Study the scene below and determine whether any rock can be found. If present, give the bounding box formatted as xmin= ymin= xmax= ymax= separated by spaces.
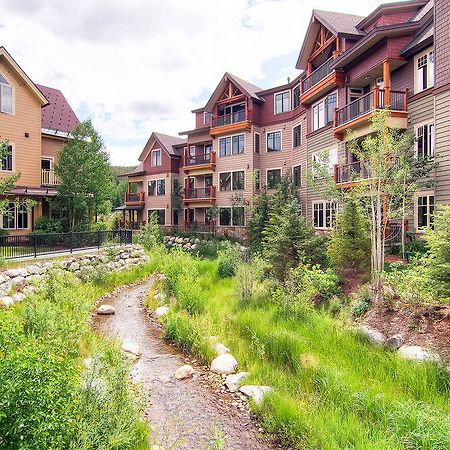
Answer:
xmin=153 ymin=306 xmax=169 ymax=318
xmin=121 ymin=340 xmax=142 ymax=358
xmin=5 ymin=269 xmax=21 ymax=278
xmin=174 ymin=364 xmax=195 ymax=380
xmin=26 ymin=265 xmax=39 ymax=275
xmin=386 ymin=334 xmax=404 ymax=350
xmin=239 ymin=385 xmax=273 ymax=405
xmin=210 ymin=353 xmax=238 ymax=375
xmin=359 ymin=326 xmax=386 ymax=346
xmin=225 ymin=372 xmax=249 ymax=393
xmin=12 ymin=292 xmax=25 ymax=303
xmin=70 ymin=261 xmax=80 ymax=271
xmin=10 ymin=276 xmax=27 ymax=290
xmin=213 ymin=342 xmax=230 ymax=355
xmin=0 ymin=296 xmax=14 ymax=307
xmin=97 ymin=304 xmax=116 ymax=315
xmin=398 ymin=345 xmax=441 ymax=363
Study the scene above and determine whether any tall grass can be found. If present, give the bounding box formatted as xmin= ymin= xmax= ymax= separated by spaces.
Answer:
xmin=152 ymin=247 xmax=450 ymax=449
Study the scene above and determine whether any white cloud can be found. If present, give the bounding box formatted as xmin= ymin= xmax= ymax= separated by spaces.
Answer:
xmin=0 ymin=0 xmax=385 ymax=165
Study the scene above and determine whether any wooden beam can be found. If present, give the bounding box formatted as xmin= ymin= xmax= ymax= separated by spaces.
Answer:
xmin=383 ymin=59 xmax=391 ymax=106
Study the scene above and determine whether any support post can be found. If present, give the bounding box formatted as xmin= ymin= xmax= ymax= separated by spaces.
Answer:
xmin=383 ymin=59 xmax=391 ymax=107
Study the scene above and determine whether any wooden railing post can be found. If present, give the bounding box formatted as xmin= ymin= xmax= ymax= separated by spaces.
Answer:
xmin=373 ymin=86 xmax=380 ymax=109
xmin=333 ymin=164 xmax=339 ymax=183
xmin=333 ymin=108 xmax=337 ymax=128
xmin=403 ymin=88 xmax=409 ymax=111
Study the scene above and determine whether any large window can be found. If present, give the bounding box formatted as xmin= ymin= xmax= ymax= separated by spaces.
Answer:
xmin=0 ymin=74 xmax=13 ymax=114
xmin=1 ymin=202 xmax=29 ymax=230
xmin=267 ymin=168 xmax=281 ymax=189
xmin=415 ymin=48 xmax=434 ymax=93
xmin=417 ymin=194 xmax=434 ymax=229
xmin=416 ymin=123 xmax=435 ymax=159
xmin=148 ymin=179 xmax=165 ymax=196
xmin=313 ymin=201 xmax=336 ymax=229
xmin=1 ymin=144 xmax=13 ymax=171
xmin=2 ymin=202 xmax=16 ymax=229
xmin=219 ymin=134 xmax=244 ymax=157
xmin=148 ymin=209 xmax=166 ymax=225
xmin=293 ymin=85 xmax=300 ymax=109
xmin=204 ymin=111 xmax=211 ymax=125
xmin=219 ymin=207 xmax=245 ymax=226
xmin=293 ymin=165 xmax=301 ymax=187
xmin=254 ymin=132 xmax=260 ymax=154
xmin=219 ymin=170 xmax=245 ymax=191
xmin=312 ymin=92 xmax=337 ymax=131
xmin=267 ymin=131 xmax=281 ymax=152
xmin=293 ymin=124 xmax=301 ymax=148
xmin=151 ymin=149 xmax=161 ymax=167
xmin=275 ymin=91 xmax=290 ymax=114
xmin=219 ymin=207 xmax=231 ymax=226
xmin=17 ymin=203 xmax=28 ymax=229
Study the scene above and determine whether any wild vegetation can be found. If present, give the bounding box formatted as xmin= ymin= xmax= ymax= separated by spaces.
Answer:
xmin=0 ymin=263 xmax=154 ymax=449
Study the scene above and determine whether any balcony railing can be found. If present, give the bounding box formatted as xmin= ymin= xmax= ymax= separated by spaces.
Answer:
xmin=41 ymin=169 xmax=60 ymax=186
xmin=212 ymin=110 xmax=246 ymax=128
xmin=334 ymin=88 xmax=407 ymax=128
xmin=184 ymin=151 xmax=216 ymax=167
xmin=302 ymin=57 xmax=334 ymax=93
xmin=334 ymin=160 xmax=371 ymax=184
xmin=184 ymin=186 xmax=216 ymax=200
xmin=184 ymin=220 xmax=216 ymax=233
xmin=124 ymin=192 xmax=145 ymax=203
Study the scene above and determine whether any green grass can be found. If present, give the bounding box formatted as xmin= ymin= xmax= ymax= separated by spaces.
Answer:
xmin=152 ymin=247 xmax=450 ymax=450
xmin=0 ymin=262 xmax=155 ymax=450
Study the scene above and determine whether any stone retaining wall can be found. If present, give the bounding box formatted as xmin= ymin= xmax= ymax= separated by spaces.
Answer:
xmin=0 ymin=244 xmax=149 ymax=308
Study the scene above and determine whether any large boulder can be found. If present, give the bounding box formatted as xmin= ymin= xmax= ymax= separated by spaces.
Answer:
xmin=0 ymin=296 xmax=14 ymax=308
xmin=10 ymin=276 xmax=27 ymax=291
xmin=153 ymin=306 xmax=169 ymax=318
xmin=386 ymin=334 xmax=404 ymax=351
xmin=121 ymin=340 xmax=142 ymax=359
xmin=4 ymin=269 xmax=20 ymax=278
xmin=225 ymin=372 xmax=249 ymax=393
xmin=97 ymin=304 xmax=116 ymax=315
xmin=174 ymin=364 xmax=195 ymax=380
xmin=358 ymin=326 xmax=386 ymax=346
xmin=239 ymin=385 xmax=273 ymax=405
xmin=398 ymin=345 xmax=441 ymax=363
xmin=210 ymin=353 xmax=238 ymax=375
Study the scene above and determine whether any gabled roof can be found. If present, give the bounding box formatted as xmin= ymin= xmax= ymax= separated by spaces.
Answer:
xmin=138 ymin=132 xmax=186 ymax=162
xmin=0 ymin=47 xmax=48 ymax=106
xmin=401 ymin=19 xmax=433 ymax=56
xmin=296 ymin=10 xmax=365 ymax=69
xmin=36 ymin=84 xmax=79 ymax=134
xmin=126 ymin=162 xmax=145 ymax=177
xmin=203 ymin=72 xmax=264 ymax=112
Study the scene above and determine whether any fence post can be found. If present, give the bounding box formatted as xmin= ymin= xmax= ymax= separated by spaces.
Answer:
xmin=70 ymin=231 xmax=73 ymax=254
xmin=119 ymin=229 xmax=123 ymax=245
xmin=34 ymin=234 xmax=37 ymax=258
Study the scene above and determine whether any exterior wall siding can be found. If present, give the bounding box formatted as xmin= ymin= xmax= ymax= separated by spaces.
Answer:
xmin=435 ymin=90 xmax=450 ymax=204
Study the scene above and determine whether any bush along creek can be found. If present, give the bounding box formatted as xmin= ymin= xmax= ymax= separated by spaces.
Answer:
xmin=145 ymin=243 xmax=450 ymax=450
xmin=0 ymin=244 xmax=153 ymax=450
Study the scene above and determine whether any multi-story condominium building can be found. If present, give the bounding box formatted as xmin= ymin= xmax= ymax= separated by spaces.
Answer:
xmin=124 ymin=0 xmax=447 ymax=236
xmin=0 ymin=46 xmax=79 ymax=234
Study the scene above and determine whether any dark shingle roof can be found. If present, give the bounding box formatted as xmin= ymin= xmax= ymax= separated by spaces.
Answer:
xmin=226 ymin=73 xmax=264 ymax=101
xmin=36 ymin=84 xmax=79 ymax=133
xmin=313 ymin=10 xmax=365 ymax=37
xmin=153 ymin=132 xmax=186 ymax=156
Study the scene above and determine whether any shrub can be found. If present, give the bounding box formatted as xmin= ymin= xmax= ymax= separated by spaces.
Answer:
xmin=217 ymin=242 xmax=240 ymax=278
xmin=351 ymin=284 xmax=372 ymax=317
xmin=327 ymin=198 xmax=371 ymax=273
xmin=33 ymin=216 xmax=66 ymax=233
xmin=137 ymin=212 xmax=162 ymax=250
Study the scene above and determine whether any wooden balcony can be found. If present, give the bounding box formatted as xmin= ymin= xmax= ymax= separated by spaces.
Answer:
xmin=183 ymin=186 xmax=216 ymax=203
xmin=183 ymin=151 xmax=216 ymax=174
xmin=41 ymin=169 xmax=60 ymax=186
xmin=333 ymin=88 xmax=408 ymax=140
xmin=209 ymin=110 xmax=251 ymax=136
xmin=183 ymin=220 xmax=216 ymax=234
xmin=300 ymin=58 xmax=345 ymax=105
xmin=124 ymin=191 xmax=145 ymax=206
xmin=333 ymin=160 xmax=371 ymax=189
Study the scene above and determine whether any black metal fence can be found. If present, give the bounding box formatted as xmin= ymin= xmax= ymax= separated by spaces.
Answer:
xmin=0 ymin=229 xmax=133 ymax=260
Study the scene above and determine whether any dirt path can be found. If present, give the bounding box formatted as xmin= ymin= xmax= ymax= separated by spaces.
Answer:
xmin=94 ymin=278 xmax=276 ymax=450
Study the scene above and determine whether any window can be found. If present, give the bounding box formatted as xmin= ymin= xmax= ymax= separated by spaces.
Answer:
xmin=148 ymin=179 xmax=165 ymax=196
xmin=416 ymin=123 xmax=435 ymax=159
xmin=312 ymin=92 xmax=337 ymax=131
xmin=204 ymin=111 xmax=211 ymax=125
xmin=293 ymin=85 xmax=300 ymax=109
xmin=313 ymin=201 xmax=336 ymax=229
xmin=254 ymin=132 xmax=260 ymax=154
xmin=151 ymin=149 xmax=161 ymax=167
xmin=156 ymin=179 xmax=166 ymax=195
xmin=220 ymin=170 xmax=244 ymax=191
xmin=267 ymin=168 xmax=281 ymax=189
xmin=0 ymin=74 xmax=13 ymax=114
xmin=232 ymin=207 xmax=245 ymax=226
xmin=293 ymin=124 xmax=301 ymax=148
xmin=1 ymin=144 xmax=13 ymax=171
xmin=293 ymin=165 xmax=301 ymax=187
xmin=415 ymin=49 xmax=434 ymax=93
xmin=275 ymin=91 xmax=290 ymax=114
xmin=204 ymin=143 xmax=212 ymax=157
xmin=417 ymin=194 xmax=434 ymax=229
xmin=17 ymin=203 xmax=28 ymax=229
xmin=312 ymin=147 xmax=338 ymax=178
xmin=148 ymin=209 xmax=165 ymax=225
xmin=2 ymin=202 xmax=15 ymax=229
xmin=267 ymin=131 xmax=281 ymax=152
xmin=219 ymin=207 xmax=231 ymax=226
xmin=219 ymin=134 xmax=244 ymax=157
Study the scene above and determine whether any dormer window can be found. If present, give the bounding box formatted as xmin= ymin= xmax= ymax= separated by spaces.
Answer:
xmin=0 ymin=74 xmax=13 ymax=114
xmin=204 ymin=111 xmax=211 ymax=125
xmin=151 ymin=149 xmax=162 ymax=167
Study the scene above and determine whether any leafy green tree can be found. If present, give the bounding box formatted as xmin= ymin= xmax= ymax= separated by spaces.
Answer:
xmin=54 ymin=120 xmax=113 ymax=230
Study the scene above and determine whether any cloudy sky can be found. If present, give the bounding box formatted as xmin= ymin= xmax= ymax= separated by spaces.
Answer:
xmin=0 ymin=0 xmax=387 ymax=166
